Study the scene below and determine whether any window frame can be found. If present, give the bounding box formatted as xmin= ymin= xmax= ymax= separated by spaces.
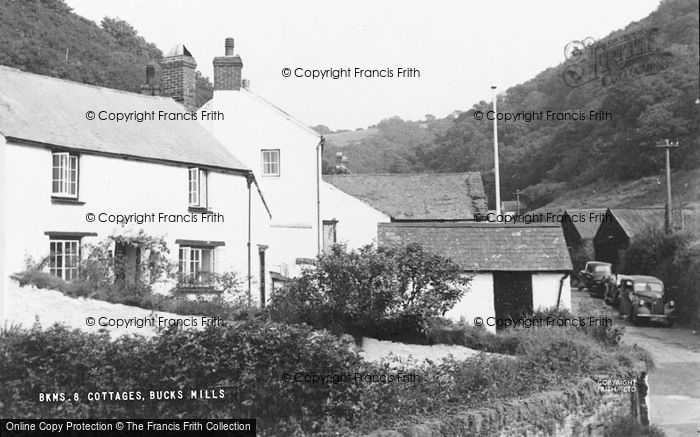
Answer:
xmin=188 ymin=167 xmax=208 ymax=208
xmin=261 ymin=149 xmax=280 ymax=177
xmin=322 ymin=219 xmax=338 ymax=254
xmin=52 ymin=152 xmax=79 ymax=199
xmin=48 ymin=238 xmax=81 ymax=281
xmin=178 ymin=246 xmax=216 ymax=288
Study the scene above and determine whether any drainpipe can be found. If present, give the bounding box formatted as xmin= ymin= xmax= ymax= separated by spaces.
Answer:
xmin=246 ymin=174 xmax=252 ymax=306
xmin=316 ymin=136 xmax=325 ymax=256
xmin=556 ymin=272 xmax=569 ymax=309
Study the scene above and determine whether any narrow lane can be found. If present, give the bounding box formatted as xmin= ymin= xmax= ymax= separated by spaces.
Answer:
xmin=573 ymin=290 xmax=700 ymax=436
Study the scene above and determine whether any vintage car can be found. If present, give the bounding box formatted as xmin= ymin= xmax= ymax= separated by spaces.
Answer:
xmin=578 ymin=261 xmax=615 ymax=298
xmin=615 ymin=275 xmax=676 ymax=325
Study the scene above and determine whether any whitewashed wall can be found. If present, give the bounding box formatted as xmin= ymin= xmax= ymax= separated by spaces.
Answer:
xmin=320 ymin=181 xmax=389 ymax=250
xmin=532 ymin=272 xmax=571 ymax=311
xmin=2 ymin=141 xmax=252 ymax=290
xmin=0 ymin=134 xmax=7 ymax=323
xmin=445 ymin=273 xmax=497 ymax=333
xmin=201 ymin=90 xmax=320 ymax=277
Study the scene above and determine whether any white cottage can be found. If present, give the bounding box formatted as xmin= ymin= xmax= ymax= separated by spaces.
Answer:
xmin=0 ymin=64 xmax=265 ymax=303
xmin=195 ymin=37 xmax=331 ymax=300
xmin=378 ymin=222 xmax=573 ymax=332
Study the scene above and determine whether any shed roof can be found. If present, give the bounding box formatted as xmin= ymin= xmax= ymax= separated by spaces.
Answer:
xmin=607 ymin=208 xmax=700 ymax=238
xmin=323 ymin=173 xmax=487 ymax=220
xmin=564 ymin=209 xmax=608 ymax=240
xmin=378 ymin=222 xmax=572 ymax=272
xmin=0 ymin=65 xmax=248 ymax=172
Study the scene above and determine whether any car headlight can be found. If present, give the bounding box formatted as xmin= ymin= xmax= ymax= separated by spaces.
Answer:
xmin=638 ymin=299 xmax=646 ymax=306
xmin=669 ymin=300 xmax=675 ymax=307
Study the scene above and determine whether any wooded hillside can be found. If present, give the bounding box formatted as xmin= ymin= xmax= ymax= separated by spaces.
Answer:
xmin=322 ymin=0 xmax=699 ymax=209
xmin=0 ymin=0 xmax=213 ymax=106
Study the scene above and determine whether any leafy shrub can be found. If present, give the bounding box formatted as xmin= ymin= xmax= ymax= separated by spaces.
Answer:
xmin=604 ymin=414 xmax=667 ymax=437
xmin=0 ymin=321 xmax=364 ymax=433
xmin=267 ymin=243 xmax=470 ymax=342
xmin=620 ymin=228 xmax=700 ymax=326
xmin=1 ymin=317 xmax=645 ymax=435
xmin=11 ymin=269 xmax=256 ymax=321
xmin=82 ymin=231 xmax=176 ymax=292
xmin=426 ymin=320 xmax=521 ymax=353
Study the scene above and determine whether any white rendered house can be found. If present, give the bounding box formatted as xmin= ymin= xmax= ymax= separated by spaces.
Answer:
xmin=0 ymin=64 xmax=267 ymax=311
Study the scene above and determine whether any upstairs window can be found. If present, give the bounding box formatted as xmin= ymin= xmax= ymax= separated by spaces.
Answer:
xmin=52 ymin=152 xmax=79 ymax=198
xmin=261 ymin=149 xmax=280 ymax=176
xmin=188 ymin=168 xmax=208 ymax=207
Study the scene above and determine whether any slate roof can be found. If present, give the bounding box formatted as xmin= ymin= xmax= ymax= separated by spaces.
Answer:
xmin=378 ymin=222 xmax=572 ymax=272
xmin=608 ymin=208 xmax=695 ymax=237
xmin=564 ymin=209 xmax=607 ymax=240
xmin=0 ymin=65 xmax=248 ymax=172
xmin=323 ymin=173 xmax=488 ymax=220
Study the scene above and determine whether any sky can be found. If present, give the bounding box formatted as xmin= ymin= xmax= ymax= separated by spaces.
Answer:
xmin=65 ymin=0 xmax=661 ymax=130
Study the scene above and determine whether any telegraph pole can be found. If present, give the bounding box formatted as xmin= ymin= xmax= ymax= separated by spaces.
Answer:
xmin=513 ymin=189 xmax=523 ymax=215
xmin=655 ymin=139 xmax=678 ymax=233
xmin=492 ymin=86 xmax=501 ymax=217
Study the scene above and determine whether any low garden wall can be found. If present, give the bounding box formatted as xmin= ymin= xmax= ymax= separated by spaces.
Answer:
xmin=365 ymin=377 xmax=634 ymax=437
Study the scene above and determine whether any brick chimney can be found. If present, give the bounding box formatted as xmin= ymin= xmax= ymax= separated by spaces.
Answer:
xmin=160 ymin=44 xmax=197 ymax=109
xmin=213 ymin=37 xmax=243 ymax=91
xmin=140 ymin=64 xmax=160 ymax=96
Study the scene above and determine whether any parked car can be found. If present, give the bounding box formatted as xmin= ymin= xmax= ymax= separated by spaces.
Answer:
xmin=578 ymin=261 xmax=614 ymax=298
xmin=615 ymin=275 xmax=676 ymax=325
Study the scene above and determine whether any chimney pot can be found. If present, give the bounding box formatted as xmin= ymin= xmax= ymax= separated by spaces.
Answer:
xmin=213 ymin=38 xmax=243 ymax=91
xmin=159 ymin=44 xmax=197 ymax=110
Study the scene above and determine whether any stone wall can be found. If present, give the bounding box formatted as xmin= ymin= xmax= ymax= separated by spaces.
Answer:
xmin=365 ymin=377 xmax=634 ymax=437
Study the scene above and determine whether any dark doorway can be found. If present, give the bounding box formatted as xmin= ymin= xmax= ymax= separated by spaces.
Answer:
xmin=493 ymin=272 xmax=533 ymax=328
xmin=114 ymin=242 xmax=141 ymax=285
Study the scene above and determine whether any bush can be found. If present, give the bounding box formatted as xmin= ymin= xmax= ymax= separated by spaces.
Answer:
xmin=0 ymin=321 xmax=364 ymax=433
xmin=1 ymin=317 xmax=645 ymax=435
xmin=11 ymin=269 xmax=257 ymax=321
xmin=425 ymin=308 xmax=626 ymax=354
xmin=620 ymin=228 xmax=700 ymax=326
xmin=267 ymin=243 xmax=470 ymax=342
xmin=426 ymin=320 xmax=521 ymax=353
xmin=604 ymin=414 xmax=667 ymax=437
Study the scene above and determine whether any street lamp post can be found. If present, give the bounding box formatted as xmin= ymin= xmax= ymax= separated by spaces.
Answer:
xmin=655 ymin=139 xmax=679 ymax=233
xmin=492 ymin=86 xmax=501 ymax=217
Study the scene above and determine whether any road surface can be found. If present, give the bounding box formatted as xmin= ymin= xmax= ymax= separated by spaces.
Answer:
xmin=573 ymin=289 xmax=700 ymax=436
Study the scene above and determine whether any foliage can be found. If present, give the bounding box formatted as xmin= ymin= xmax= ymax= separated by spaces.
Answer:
xmin=11 ymin=268 xmax=255 ymax=321
xmin=11 ymin=231 xmax=253 ymax=320
xmin=321 ymin=0 xmax=699 ymax=210
xmin=0 ymin=320 xmax=640 ymax=435
xmin=620 ymin=227 xmax=700 ymax=325
xmin=0 ymin=321 xmax=362 ymax=432
xmin=604 ymin=414 xmax=667 ymax=437
xmin=0 ymin=316 xmax=646 ymax=435
xmin=267 ymin=243 xmax=470 ymax=341
xmin=0 ymin=0 xmax=214 ymax=104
